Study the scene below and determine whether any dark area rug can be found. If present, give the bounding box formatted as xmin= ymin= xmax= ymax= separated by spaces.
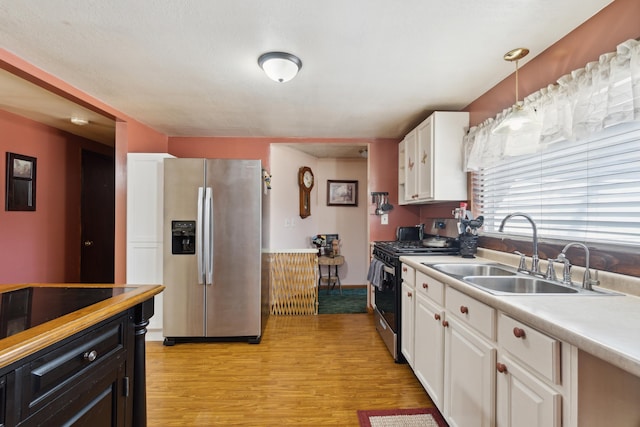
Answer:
xmin=357 ymin=407 xmax=448 ymax=427
xmin=318 ymin=287 xmax=367 ymax=314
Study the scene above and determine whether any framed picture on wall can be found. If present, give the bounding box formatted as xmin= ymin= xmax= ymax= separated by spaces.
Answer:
xmin=5 ymin=152 xmax=37 ymax=211
xmin=327 ymin=180 xmax=358 ymax=207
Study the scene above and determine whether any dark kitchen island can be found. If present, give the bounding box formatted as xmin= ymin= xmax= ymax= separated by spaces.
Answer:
xmin=0 ymin=283 xmax=163 ymax=426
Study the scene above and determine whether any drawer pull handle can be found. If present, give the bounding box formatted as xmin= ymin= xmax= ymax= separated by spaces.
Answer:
xmin=460 ymin=306 xmax=469 ymax=314
xmin=513 ymin=327 xmax=526 ymax=339
xmin=442 ymin=320 xmax=449 ymax=327
xmin=422 ymin=283 xmax=428 ymax=289
xmin=83 ymin=350 xmax=98 ymax=362
xmin=434 ymin=313 xmax=441 ymax=321
xmin=496 ymin=362 xmax=508 ymax=374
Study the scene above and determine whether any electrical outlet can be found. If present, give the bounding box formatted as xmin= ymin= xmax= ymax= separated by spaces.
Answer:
xmin=381 ymin=214 xmax=389 ymax=225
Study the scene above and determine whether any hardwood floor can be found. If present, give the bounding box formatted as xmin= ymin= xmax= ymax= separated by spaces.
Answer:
xmin=146 ymin=313 xmax=435 ymax=426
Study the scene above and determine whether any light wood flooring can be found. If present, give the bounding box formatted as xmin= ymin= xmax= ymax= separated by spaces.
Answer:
xmin=146 ymin=313 xmax=435 ymax=426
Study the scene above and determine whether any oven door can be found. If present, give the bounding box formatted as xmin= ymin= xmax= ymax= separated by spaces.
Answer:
xmin=373 ymin=259 xmax=403 ymax=361
xmin=374 ymin=264 xmax=397 ymax=332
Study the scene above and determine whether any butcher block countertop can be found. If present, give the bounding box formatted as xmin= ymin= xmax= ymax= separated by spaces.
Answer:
xmin=0 ymin=283 xmax=164 ymax=369
xmin=400 ymin=249 xmax=640 ymax=378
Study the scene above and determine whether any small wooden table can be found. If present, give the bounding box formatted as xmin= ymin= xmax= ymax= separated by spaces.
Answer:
xmin=318 ymin=255 xmax=344 ymax=294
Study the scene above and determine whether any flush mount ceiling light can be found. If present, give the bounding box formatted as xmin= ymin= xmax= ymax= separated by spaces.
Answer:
xmin=70 ymin=116 xmax=89 ymax=126
xmin=492 ymin=47 xmax=541 ymax=135
xmin=258 ymin=52 xmax=302 ymax=83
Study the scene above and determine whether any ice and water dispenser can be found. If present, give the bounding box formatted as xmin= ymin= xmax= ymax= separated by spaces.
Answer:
xmin=171 ymin=221 xmax=196 ymax=255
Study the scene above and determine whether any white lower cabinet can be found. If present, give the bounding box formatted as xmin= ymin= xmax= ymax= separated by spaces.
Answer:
xmin=401 ymin=264 xmax=416 ymax=367
xmin=444 ymin=315 xmax=496 ymax=427
xmin=414 ymin=293 xmax=445 ymax=410
xmin=408 ymin=268 xmax=575 ymax=427
xmin=496 ymin=313 xmax=565 ymax=427
xmin=401 ymin=281 xmax=415 ymax=367
xmin=496 ymin=354 xmax=561 ymax=427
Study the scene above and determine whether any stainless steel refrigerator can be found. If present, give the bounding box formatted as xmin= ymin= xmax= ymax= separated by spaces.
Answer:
xmin=162 ymin=158 xmax=270 ymax=345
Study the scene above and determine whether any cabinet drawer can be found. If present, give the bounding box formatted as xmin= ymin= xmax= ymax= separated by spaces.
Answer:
xmin=401 ymin=264 xmax=415 ymax=287
xmin=19 ymin=314 xmax=128 ymax=417
xmin=445 ymin=287 xmax=495 ymax=340
xmin=498 ymin=313 xmax=561 ymax=384
xmin=416 ymin=270 xmax=444 ymax=306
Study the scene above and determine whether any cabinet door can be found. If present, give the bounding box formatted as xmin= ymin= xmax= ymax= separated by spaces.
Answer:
xmin=496 ymin=354 xmax=561 ymax=427
xmin=416 ymin=116 xmax=433 ymax=200
xmin=400 ymin=281 xmax=415 ymax=367
xmin=445 ymin=317 xmax=496 ymax=427
xmin=414 ymin=294 xmax=445 ymax=411
xmin=404 ymin=130 xmax=418 ymax=202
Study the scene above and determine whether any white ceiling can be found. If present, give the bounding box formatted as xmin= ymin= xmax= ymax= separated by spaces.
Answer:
xmin=0 ymin=0 xmax=613 ymax=149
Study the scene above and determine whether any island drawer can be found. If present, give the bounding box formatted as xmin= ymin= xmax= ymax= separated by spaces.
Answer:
xmin=17 ymin=313 xmax=129 ymax=418
xmin=498 ymin=313 xmax=561 ymax=384
xmin=445 ymin=287 xmax=496 ymax=340
xmin=416 ymin=270 xmax=444 ymax=306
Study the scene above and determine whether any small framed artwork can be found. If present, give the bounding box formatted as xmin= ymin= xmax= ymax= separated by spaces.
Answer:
xmin=327 ymin=180 xmax=358 ymax=207
xmin=5 ymin=152 xmax=37 ymax=211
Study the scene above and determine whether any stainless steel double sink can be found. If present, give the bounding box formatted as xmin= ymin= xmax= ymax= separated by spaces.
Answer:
xmin=424 ymin=263 xmax=620 ymax=296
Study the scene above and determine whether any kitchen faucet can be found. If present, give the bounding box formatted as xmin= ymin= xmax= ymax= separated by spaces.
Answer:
xmin=498 ymin=212 xmax=540 ymax=275
xmin=557 ymin=242 xmax=599 ymax=291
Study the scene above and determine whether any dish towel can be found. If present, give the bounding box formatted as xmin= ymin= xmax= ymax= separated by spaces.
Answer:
xmin=367 ymin=259 xmax=385 ymax=290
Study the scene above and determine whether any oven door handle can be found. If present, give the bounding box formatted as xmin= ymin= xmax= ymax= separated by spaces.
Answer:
xmin=383 ymin=265 xmax=395 ymax=275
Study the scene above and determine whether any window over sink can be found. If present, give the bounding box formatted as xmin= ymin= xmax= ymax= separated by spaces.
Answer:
xmin=473 ymin=121 xmax=640 ymax=247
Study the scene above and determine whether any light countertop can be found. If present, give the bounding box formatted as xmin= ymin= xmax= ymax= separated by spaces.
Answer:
xmin=399 ymin=251 xmax=640 ymax=378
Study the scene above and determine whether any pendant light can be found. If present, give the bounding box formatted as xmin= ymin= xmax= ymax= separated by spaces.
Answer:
xmin=258 ymin=52 xmax=302 ymax=83
xmin=492 ymin=48 xmax=540 ymax=134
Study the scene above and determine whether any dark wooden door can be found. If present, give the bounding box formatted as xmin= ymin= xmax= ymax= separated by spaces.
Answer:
xmin=80 ymin=150 xmax=115 ymax=283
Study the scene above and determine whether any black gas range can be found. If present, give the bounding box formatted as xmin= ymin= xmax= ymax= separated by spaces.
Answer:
xmin=372 ymin=234 xmax=459 ymax=363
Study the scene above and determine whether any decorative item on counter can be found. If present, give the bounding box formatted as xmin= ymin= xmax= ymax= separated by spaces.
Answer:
xmin=459 ymin=215 xmax=483 ymax=258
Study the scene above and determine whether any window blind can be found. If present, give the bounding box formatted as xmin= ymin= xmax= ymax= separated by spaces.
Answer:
xmin=473 ymin=122 xmax=640 ymax=246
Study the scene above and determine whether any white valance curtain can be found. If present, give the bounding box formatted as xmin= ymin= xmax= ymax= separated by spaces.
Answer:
xmin=464 ymin=38 xmax=640 ymax=171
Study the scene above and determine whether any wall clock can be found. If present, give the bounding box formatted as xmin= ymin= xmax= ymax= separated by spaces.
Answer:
xmin=298 ymin=166 xmax=314 ymax=218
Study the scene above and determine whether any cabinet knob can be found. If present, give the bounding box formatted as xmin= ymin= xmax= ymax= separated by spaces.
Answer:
xmin=402 ymin=267 xmax=407 ymax=272
xmin=83 ymin=240 xmax=94 ymax=247
xmin=434 ymin=313 xmax=441 ymax=321
xmin=513 ymin=327 xmax=526 ymax=339
xmin=83 ymin=350 xmax=98 ymax=362
xmin=422 ymin=283 xmax=428 ymax=289
xmin=442 ymin=320 xmax=449 ymax=327
xmin=496 ymin=362 xmax=508 ymax=374
xmin=407 ymin=291 xmax=413 ymax=298
xmin=460 ymin=305 xmax=469 ymax=314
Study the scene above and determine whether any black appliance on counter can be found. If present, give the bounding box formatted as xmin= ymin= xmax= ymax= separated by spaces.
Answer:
xmin=372 ymin=220 xmax=460 ymax=363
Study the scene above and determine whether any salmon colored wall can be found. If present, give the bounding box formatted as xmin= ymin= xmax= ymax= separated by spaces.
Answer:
xmin=465 ymin=0 xmax=640 ymax=126
xmin=368 ymin=140 xmax=421 ymax=241
xmin=2 ymin=50 xmax=171 ymax=284
xmin=1 ymin=0 xmax=636 ymax=283
xmin=168 ymin=137 xmax=271 ymax=167
xmin=0 ymin=110 xmax=111 ymax=284
xmin=168 ymin=136 xmax=421 ymax=242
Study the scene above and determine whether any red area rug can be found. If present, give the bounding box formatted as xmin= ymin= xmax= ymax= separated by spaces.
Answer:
xmin=357 ymin=407 xmax=448 ymax=427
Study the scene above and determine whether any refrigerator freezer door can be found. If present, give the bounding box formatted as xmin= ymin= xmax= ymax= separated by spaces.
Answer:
xmin=163 ymin=158 xmax=207 ymax=337
xmin=204 ymin=159 xmax=262 ymax=337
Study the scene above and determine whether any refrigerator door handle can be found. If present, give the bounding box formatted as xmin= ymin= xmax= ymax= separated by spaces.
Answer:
xmin=196 ymin=187 xmax=204 ymax=284
xmin=205 ymin=187 xmax=214 ymax=285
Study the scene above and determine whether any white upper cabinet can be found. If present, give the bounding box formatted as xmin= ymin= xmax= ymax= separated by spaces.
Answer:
xmin=400 ymin=111 xmax=469 ymax=204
